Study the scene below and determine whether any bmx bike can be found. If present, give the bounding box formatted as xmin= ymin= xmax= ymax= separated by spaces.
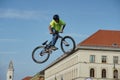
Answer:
xmin=32 ymin=33 xmax=76 ymax=63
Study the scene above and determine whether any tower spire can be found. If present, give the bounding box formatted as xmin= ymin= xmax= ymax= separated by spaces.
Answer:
xmin=7 ymin=60 xmax=14 ymax=80
xmin=8 ymin=60 xmax=14 ymax=70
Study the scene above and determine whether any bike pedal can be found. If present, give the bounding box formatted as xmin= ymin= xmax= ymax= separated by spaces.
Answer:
xmin=53 ymin=48 xmax=58 ymax=51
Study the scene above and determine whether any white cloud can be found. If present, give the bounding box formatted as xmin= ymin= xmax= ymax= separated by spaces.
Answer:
xmin=0 ymin=38 xmax=22 ymax=42
xmin=0 ymin=9 xmax=48 ymax=20
xmin=0 ymin=51 xmax=17 ymax=54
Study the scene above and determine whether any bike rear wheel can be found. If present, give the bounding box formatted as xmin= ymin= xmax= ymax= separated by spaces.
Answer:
xmin=61 ymin=36 xmax=76 ymax=53
xmin=32 ymin=46 xmax=50 ymax=63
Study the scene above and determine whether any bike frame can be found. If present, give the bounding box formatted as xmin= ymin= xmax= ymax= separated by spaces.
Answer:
xmin=32 ymin=33 xmax=76 ymax=63
xmin=44 ymin=34 xmax=67 ymax=50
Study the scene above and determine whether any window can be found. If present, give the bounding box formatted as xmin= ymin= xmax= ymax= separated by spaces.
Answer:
xmin=90 ymin=55 xmax=95 ymax=63
xmin=9 ymin=75 xmax=11 ymax=79
xmin=102 ymin=69 xmax=106 ymax=78
xmin=90 ymin=68 xmax=94 ymax=77
xmin=102 ymin=56 xmax=107 ymax=63
xmin=113 ymin=70 xmax=118 ymax=79
xmin=113 ymin=56 xmax=118 ymax=64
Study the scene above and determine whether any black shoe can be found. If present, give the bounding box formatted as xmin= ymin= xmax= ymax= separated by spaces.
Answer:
xmin=50 ymin=46 xmax=58 ymax=51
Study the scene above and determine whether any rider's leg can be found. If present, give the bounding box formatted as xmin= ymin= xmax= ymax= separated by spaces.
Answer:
xmin=51 ymin=33 xmax=58 ymax=46
xmin=50 ymin=29 xmax=59 ymax=50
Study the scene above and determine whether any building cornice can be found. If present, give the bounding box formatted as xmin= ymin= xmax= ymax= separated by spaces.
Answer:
xmin=77 ymin=46 xmax=120 ymax=52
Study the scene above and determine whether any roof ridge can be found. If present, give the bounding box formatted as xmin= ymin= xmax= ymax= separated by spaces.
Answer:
xmin=78 ymin=30 xmax=99 ymax=46
xmin=99 ymin=29 xmax=120 ymax=32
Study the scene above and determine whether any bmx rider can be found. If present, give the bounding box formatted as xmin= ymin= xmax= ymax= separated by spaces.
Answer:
xmin=48 ymin=14 xmax=66 ymax=50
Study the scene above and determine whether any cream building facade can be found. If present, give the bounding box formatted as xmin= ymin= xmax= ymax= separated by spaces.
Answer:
xmin=41 ymin=30 xmax=120 ymax=80
xmin=44 ymin=47 xmax=120 ymax=80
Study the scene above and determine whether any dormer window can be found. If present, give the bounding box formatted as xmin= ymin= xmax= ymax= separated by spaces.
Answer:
xmin=112 ymin=43 xmax=118 ymax=47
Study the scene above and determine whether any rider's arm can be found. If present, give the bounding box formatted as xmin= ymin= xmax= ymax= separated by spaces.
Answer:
xmin=49 ymin=25 xmax=53 ymax=34
xmin=60 ymin=20 xmax=66 ymax=33
xmin=62 ymin=24 xmax=66 ymax=32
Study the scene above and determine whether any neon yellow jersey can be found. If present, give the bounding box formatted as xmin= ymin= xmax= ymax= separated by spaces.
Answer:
xmin=50 ymin=19 xmax=66 ymax=32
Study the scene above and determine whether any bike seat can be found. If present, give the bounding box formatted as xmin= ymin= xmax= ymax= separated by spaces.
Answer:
xmin=42 ymin=40 xmax=48 ymax=45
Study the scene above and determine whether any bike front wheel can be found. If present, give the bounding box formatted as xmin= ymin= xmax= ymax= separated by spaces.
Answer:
xmin=32 ymin=46 xmax=50 ymax=63
xmin=61 ymin=36 xmax=76 ymax=53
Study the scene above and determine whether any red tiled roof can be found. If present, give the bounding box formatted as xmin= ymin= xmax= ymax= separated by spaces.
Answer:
xmin=22 ymin=76 xmax=32 ymax=80
xmin=78 ymin=30 xmax=120 ymax=48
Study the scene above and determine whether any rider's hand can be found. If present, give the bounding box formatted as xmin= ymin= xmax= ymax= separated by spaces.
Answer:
xmin=59 ymin=30 xmax=63 ymax=33
xmin=50 ymin=32 xmax=53 ymax=34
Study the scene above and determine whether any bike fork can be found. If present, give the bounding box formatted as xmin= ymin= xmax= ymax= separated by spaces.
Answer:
xmin=62 ymin=40 xmax=69 ymax=46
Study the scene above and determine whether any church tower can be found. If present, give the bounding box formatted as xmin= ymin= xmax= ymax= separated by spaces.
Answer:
xmin=7 ymin=60 xmax=14 ymax=80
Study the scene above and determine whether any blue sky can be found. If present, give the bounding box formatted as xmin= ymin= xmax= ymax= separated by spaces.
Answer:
xmin=0 ymin=0 xmax=120 ymax=80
